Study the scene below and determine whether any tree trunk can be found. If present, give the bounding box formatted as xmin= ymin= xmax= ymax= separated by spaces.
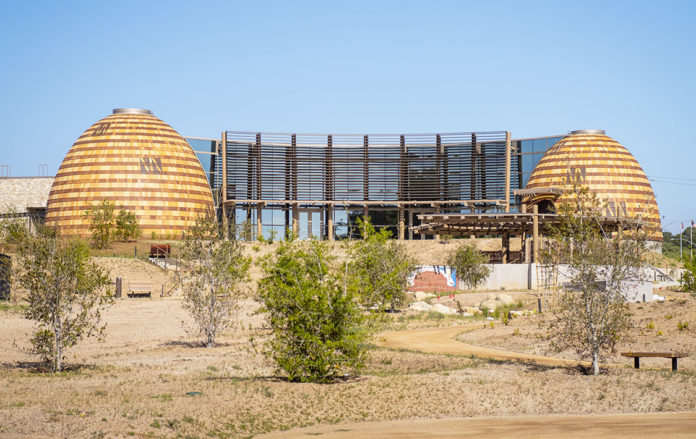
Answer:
xmin=207 ymin=286 xmax=215 ymax=348
xmin=592 ymin=349 xmax=599 ymax=376
xmin=54 ymin=325 xmax=62 ymax=372
xmin=53 ymin=304 xmax=62 ymax=373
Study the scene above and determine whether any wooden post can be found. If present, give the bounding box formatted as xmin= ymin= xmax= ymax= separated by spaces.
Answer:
xmin=363 ymin=135 xmax=369 ymax=205
xmin=292 ymin=202 xmax=299 ymax=237
xmin=408 ymin=211 xmax=414 ymax=240
xmin=502 ymin=232 xmax=509 ymax=264
xmin=291 ymin=134 xmax=298 ymax=237
xmin=257 ymin=205 xmax=263 ymax=239
xmin=532 ymin=204 xmax=539 ymax=263
xmin=398 ymin=206 xmax=405 ymax=240
xmin=115 ymin=277 xmax=122 ymax=298
xmin=524 ymin=236 xmax=531 ymax=264
xmin=326 ymin=135 xmax=334 ymax=241
xmin=399 ymin=135 xmax=407 ymax=239
xmin=470 ymin=133 xmax=477 ymax=200
xmin=256 ymin=133 xmax=262 ymax=240
xmin=505 ymin=131 xmax=511 ymax=213
xmin=327 ymin=206 xmax=334 ymax=241
xmin=221 ymin=132 xmax=228 ymax=237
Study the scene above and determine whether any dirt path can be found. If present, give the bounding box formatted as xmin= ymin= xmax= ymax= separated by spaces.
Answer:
xmin=375 ymin=325 xmax=584 ymax=368
xmin=257 ymin=411 xmax=696 ymax=438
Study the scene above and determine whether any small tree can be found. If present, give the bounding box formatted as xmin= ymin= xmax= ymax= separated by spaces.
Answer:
xmin=545 ymin=184 xmax=646 ymax=375
xmin=680 ymin=256 xmax=696 ymax=294
xmin=11 ymin=225 xmax=111 ymax=372
xmin=258 ymin=239 xmax=366 ymax=383
xmin=84 ymin=199 xmax=116 ymax=249
xmin=350 ymin=217 xmax=416 ymax=312
xmin=115 ymin=209 xmax=140 ymax=241
xmin=180 ymin=214 xmax=250 ymax=347
xmin=446 ymin=243 xmax=491 ymax=291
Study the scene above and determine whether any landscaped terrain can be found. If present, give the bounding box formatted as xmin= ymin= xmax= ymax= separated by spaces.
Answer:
xmin=0 ymin=247 xmax=694 ymax=438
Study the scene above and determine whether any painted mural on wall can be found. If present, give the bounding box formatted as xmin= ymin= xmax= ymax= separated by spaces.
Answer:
xmin=407 ymin=265 xmax=457 ymax=292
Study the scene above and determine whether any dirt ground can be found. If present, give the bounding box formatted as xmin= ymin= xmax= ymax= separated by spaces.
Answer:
xmin=0 ymin=255 xmax=695 ymax=438
xmin=258 ymin=412 xmax=696 ymax=438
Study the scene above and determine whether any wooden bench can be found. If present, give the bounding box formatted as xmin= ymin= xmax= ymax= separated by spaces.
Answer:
xmin=128 ymin=281 xmax=153 ymax=298
xmin=621 ymin=352 xmax=688 ymax=371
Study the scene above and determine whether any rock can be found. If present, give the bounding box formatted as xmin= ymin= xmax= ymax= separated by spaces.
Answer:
xmin=484 ymin=293 xmax=498 ymax=301
xmin=409 ymin=301 xmax=432 ymax=312
xmin=463 ymin=306 xmax=482 ymax=315
xmin=414 ymin=291 xmax=435 ymax=301
xmin=431 ymin=303 xmax=457 ymax=315
xmin=509 ymin=310 xmax=534 ymax=318
xmin=480 ymin=300 xmax=501 ymax=311
xmin=497 ymin=294 xmax=515 ymax=306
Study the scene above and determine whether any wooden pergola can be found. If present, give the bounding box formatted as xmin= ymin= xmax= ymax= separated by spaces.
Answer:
xmin=413 ymin=210 xmax=636 ymax=264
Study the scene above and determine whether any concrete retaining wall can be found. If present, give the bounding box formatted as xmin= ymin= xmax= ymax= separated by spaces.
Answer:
xmin=468 ymin=263 xmax=655 ymax=302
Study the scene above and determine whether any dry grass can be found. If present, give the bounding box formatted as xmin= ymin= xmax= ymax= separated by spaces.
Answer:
xmin=456 ymin=292 xmax=696 ymax=370
xmin=0 ymin=256 xmax=694 ymax=438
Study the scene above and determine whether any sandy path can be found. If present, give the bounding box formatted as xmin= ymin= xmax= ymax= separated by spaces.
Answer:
xmin=375 ymin=325 xmax=584 ymax=368
xmin=258 ymin=411 xmax=696 ymax=438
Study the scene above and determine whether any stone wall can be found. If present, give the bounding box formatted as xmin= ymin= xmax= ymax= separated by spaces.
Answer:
xmin=0 ymin=177 xmax=54 ymax=213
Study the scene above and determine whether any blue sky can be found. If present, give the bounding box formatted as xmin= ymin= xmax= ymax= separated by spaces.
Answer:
xmin=1 ymin=1 xmax=694 ymax=233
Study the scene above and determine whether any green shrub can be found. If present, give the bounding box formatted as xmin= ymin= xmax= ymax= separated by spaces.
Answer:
xmin=350 ymin=217 xmax=415 ymax=313
xmin=258 ymin=239 xmax=366 ymax=383
xmin=446 ymin=244 xmax=490 ymax=291
xmin=115 ymin=209 xmax=140 ymax=241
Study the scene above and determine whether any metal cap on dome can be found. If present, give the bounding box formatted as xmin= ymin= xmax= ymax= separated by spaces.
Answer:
xmin=570 ymin=129 xmax=605 ymax=135
xmin=113 ymin=108 xmax=152 ymax=115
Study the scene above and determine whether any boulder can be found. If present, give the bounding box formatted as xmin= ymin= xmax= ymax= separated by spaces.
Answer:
xmin=431 ymin=303 xmax=457 ymax=315
xmin=480 ymin=300 xmax=500 ymax=311
xmin=414 ymin=291 xmax=435 ymax=301
xmin=484 ymin=293 xmax=498 ymax=301
xmin=409 ymin=301 xmax=432 ymax=312
xmin=497 ymin=294 xmax=515 ymax=306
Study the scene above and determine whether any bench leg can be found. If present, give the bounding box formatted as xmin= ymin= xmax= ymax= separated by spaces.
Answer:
xmin=672 ymin=358 xmax=677 ymax=372
xmin=634 ymin=357 xmax=640 ymax=369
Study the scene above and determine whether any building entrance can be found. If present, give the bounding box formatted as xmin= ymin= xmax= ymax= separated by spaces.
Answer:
xmin=298 ymin=209 xmax=324 ymax=240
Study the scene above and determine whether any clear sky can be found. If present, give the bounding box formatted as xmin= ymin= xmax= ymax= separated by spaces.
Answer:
xmin=1 ymin=1 xmax=694 ymax=232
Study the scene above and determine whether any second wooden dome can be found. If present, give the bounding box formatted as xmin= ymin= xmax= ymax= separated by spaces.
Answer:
xmin=524 ymin=130 xmax=662 ymax=241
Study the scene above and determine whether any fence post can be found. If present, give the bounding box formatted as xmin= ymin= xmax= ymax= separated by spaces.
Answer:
xmin=115 ymin=277 xmax=122 ymax=298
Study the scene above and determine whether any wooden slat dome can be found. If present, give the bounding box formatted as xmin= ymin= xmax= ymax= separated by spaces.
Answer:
xmin=523 ymin=130 xmax=662 ymax=241
xmin=45 ymin=109 xmax=214 ymax=238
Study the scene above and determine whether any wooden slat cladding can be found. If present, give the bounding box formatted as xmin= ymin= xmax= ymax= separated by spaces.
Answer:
xmin=45 ymin=112 xmax=214 ymax=237
xmin=524 ymin=133 xmax=662 ymax=241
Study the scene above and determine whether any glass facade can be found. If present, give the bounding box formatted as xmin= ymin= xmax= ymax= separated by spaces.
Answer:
xmin=185 ymin=132 xmax=568 ymax=240
xmin=514 ymin=136 xmax=564 ymax=189
xmin=185 ymin=137 xmax=218 ymax=188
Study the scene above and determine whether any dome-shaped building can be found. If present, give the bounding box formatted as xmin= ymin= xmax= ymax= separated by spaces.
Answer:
xmin=45 ymin=109 xmax=214 ymax=237
xmin=523 ymin=130 xmax=662 ymax=242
